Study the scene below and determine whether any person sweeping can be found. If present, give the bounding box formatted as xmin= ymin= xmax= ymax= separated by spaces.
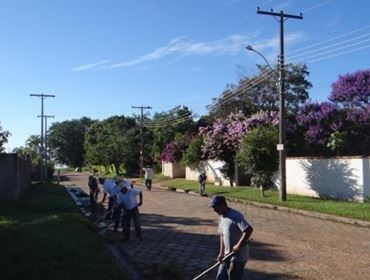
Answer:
xmin=210 ymin=195 xmax=253 ymax=280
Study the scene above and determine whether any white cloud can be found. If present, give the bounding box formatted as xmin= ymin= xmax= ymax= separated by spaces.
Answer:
xmin=246 ymin=32 xmax=304 ymax=65
xmin=72 ymin=60 xmax=110 ymax=71
xmin=72 ymin=32 xmax=302 ymax=71
xmin=107 ymin=34 xmax=252 ymax=69
xmin=303 ymin=0 xmax=335 ymax=13
xmin=189 ymin=66 xmax=201 ymax=72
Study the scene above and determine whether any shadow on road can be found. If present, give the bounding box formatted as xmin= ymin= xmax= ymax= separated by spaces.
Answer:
xmin=244 ymin=269 xmax=299 ymax=279
xmin=119 ymin=212 xmax=295 ymax=280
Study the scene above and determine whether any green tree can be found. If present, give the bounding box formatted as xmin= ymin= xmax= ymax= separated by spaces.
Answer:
xmin=13 ymin=135 xmax=40 ymax=162
xmin=13 ymin=135 xmax=54 ymax=180
xmin=327 ymin=131 xmax=347 ymax=156
xmin=236 ymin=127 xmax=278 ymax=197
xmin=84 ymin=116 xmax=140 ymax=175
xmin=48 ymin=117 xmax=96 ymax=167
xmin=208 ymin=63 xmax=312 ymax=118
xmin=182 ymin=136 xmax=204 ymax=168
xmin=150 ymin=106 xmax=195 ymax=161
xmin=0 ymin=123 xmax=10 ymax=154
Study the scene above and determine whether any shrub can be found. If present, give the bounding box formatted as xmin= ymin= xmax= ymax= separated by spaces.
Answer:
xmin=237 ymin=127 xmax=278 ymax=196
xmin=182 ymin=136 xmax=203 ymax=168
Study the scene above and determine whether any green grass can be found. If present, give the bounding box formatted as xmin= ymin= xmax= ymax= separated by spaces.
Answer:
xmin=142 ymin=176 xmax=370 ymax=221
xmin=0 ymin=183 xmax=130 ymax=280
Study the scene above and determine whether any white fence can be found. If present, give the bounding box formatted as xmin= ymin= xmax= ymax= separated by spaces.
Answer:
xmin=185 ymin=160 xmax=234 ymax=186
xmin=162 ymin=157 xmax=370 ymax=201
xmin=161 ymin=162 xmax=185 ymax=178
xmin=280 ymin=157 xmax=370 ymax=202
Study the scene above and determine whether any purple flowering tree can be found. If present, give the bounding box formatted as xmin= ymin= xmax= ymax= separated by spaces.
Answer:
xmin=160 ymin=143 xmax=182 ymax=163
xmin=159 ymin=133 xmax=191 ymax=163
xmin=330 ymin=69 xmax=370 ymax=108
xmin=296 ymin=69 xmax=370 ymax=155
xmin=297 ymin=102 xmax=341 ymax=146
xmin=199 ymin=111 xmax=278 ymax=185
xmin=330 ymin=69 xmax=370 ymax=154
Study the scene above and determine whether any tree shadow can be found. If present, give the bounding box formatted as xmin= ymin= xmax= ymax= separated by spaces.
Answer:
xmin=363 ymin=158 xmax=370 ymax=199
xmin=299 ymin=159 xmax=362 ymax=200
xmin=119 ymin=212 xmax=294 ymax=280
xmin=243 ymin=269 xmax=299 ymax=279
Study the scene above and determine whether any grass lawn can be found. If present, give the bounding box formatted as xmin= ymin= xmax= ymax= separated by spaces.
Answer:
xmin=137 ymin=176 xmax=370 ymax=221
xmin=0 ymin=183 xmax=129 ymax=280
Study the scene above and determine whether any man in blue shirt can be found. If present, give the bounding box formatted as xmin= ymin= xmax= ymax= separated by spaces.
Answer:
xmin=210 ymin=195 xmax=253 ymax=280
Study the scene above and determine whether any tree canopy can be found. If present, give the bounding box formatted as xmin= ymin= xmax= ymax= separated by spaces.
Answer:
xmin=149 ymin=106 xmax=195 ymax=161
xmin=0 ymin=122 xmax=10 ymax=154
xmin=84 ymin=115 xmax=140 ymax=175
xmin=199 ymin=111 xmax=278 ymax=185
xmin=208 ymin=63 xmax=312 ymax=119
xmin=296 ymin=69 xmax=370 ymax=156
xmin=48 ymin=117 xmax=96 ymax=167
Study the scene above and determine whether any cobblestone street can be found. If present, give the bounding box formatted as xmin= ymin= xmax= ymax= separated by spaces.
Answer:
xmin=63 ymin=173 xmax=370 ymax=279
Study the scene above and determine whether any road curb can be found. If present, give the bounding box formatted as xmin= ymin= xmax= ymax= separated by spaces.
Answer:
xmin=148 ymin=183 xmax=370 ymax=229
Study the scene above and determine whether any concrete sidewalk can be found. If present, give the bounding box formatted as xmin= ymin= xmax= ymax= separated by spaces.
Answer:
xmin=62 ymin=173 xmax=370 ymax=280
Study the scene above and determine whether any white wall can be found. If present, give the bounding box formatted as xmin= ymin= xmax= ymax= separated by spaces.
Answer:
xmin=179 ymin=157 xmax=370 ymax=201
xmin=281 ymin=157 xmax=369 ymax=202
xmin=185 ymin=160 xmax=234 ymax=186
xmin=162 ymin=162 xmax=185 ymax=178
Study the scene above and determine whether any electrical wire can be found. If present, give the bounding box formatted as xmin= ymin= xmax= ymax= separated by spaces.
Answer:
xmin=288 ymin=24 xmax=370 ymax=55
xmin=287 ymin=32 xmax=370 ymax=61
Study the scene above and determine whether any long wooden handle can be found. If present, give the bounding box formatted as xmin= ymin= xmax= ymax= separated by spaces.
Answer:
xmin=192 ymin=251 xmax=234 ymax=280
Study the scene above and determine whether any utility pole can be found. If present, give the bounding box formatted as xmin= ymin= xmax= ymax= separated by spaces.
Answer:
xmin=257 ymin=7 xmax=303 ymax=201
xmin=30 ymin=94 xmax=55 ymax=182
xmin=132 ymin=105 xmax=152 ymax=178
xmin=38 ymin=115 xmax=54 ymax=179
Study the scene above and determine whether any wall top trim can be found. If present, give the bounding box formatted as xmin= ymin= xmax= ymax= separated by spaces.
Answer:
xmin=287 ymin=156 xmax=370 ymax=160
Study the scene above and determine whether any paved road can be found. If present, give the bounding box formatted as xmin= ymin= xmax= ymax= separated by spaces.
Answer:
xmin=62 ymin=173 xmax=370 ymax=280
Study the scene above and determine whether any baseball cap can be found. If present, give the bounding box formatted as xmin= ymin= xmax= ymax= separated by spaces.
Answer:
xmin=209 ymin=195 xmax=226 ymax=208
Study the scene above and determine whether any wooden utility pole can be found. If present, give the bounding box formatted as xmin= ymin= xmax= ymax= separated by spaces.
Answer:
xmin=132 ymin=105 xmax=152 ymax=177
xmin=257 ymin=7 xmax=303 ymax=201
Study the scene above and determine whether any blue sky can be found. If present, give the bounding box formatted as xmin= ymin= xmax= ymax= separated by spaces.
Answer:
xmin=1 ymin=0 xmax=370 ymax=151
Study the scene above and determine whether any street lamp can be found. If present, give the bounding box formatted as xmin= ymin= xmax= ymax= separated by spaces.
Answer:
xmin=245 ymin=45 xmax=274 ymax=71
xmin=246 ymin=45 xmax=287 ymax=202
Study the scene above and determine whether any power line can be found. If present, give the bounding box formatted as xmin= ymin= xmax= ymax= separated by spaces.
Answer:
xmin=219 ymin=25 xmax=370 ymax=112
xmin=288 ymin=24 xmax=370 ymax=55
xmin=306 ymin=43 xmax=370 ymax=64
xmin=143 ymin=112 xmax=192 ymax=126
xmin=210 ymin=69 xmax=277 ymax=111
xmin=144 ymin=113 xmax=192 ymax=127
xmin=144 ymin=115 xmax=193 ymax=128
xmin=287 ymin=32 xmax=370 ymax=61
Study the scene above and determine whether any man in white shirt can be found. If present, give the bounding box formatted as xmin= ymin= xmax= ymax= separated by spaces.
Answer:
xmin=98 ymin=177 xmax=120 ymax=219
xmin=143 ymin=165 xmax=154 ymax=191
xmin=117 ymin=184 xmax=143 ymax=242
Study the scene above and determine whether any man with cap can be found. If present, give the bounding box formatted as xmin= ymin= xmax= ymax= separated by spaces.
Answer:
xmin=210 ymin=195 xmax=253 ymax=280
